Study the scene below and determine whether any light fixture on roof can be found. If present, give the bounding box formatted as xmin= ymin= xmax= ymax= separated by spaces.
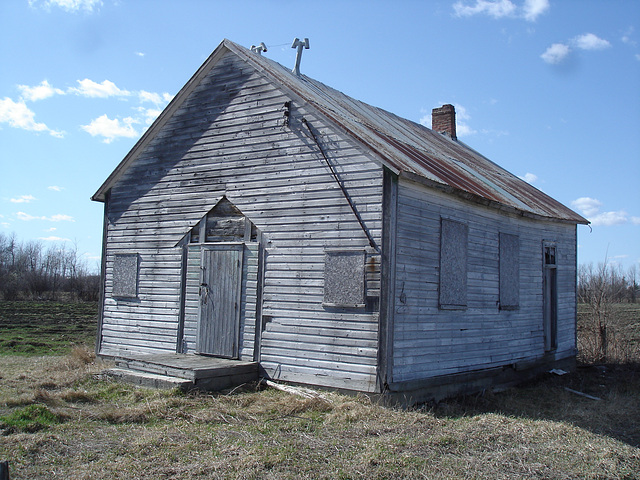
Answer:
xmin=250 ymin=42 xmax=268 ymax=55
xmin=291 ymin=37 xmax=309 ymax=75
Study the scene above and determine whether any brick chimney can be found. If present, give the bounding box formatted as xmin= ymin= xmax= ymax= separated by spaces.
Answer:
xmin=432 ymin=104 xmax=457 ymax=140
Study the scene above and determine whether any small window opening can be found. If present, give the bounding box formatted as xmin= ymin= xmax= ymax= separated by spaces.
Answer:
xmin=188 ymin=197 xmax=257 ymax=244
xmin=545 ymin=245 xmax=556 ymax=266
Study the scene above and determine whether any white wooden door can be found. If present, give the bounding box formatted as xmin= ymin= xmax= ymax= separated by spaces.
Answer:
xmin=197 ymin=244 xmax=244 ymax=358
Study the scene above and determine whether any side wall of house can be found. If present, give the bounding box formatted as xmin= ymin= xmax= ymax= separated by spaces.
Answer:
xmin=99 ymin=51 xmax=383 ymax=391
xmin=390 ymin=178 xmax=577 ymax=386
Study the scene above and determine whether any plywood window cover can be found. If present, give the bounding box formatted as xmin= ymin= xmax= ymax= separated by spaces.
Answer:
xmin=439 ymin=218 xmax=468 ymax=310
xmin=499 ymin=232 xmax=520 ymax=311
xmin=323 ymin=249 xmax=366 ymax=308
xmin=112 ymin=253 xmax=139 ymax=298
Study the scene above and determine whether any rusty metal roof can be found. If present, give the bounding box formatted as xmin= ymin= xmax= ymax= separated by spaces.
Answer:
xmin=225 ymin=40 xmax=587 ymax=224
xmin=93 ymin=39 xmax=587 ymax=224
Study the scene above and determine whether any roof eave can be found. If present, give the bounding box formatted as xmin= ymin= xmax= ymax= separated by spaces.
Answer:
xmin=399 ymin=171 xmax=589 ymax=225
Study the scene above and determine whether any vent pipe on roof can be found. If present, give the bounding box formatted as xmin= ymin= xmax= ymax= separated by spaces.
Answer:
xmin=250 ymin=42 xmax=268 ymax=55
xmin=291 ymin=37 xmax=310 ymax=75
xmin=432 ymin=104 xmax=457 ymax=140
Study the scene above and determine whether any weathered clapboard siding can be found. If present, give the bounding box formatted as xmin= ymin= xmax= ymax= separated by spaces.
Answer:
xmin=99 ymin=50 xmax=384 ymax=390
xmin=390 ymin=178 xmax=577 ymax=384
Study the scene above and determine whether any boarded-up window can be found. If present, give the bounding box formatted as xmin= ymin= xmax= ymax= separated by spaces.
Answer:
xmin=439 ymin=219 xmax=468 ymax=309
xmin=499 ymin=233 xmax=519 ymax=310
xmin=113 ymin=254 xmax=138 ymax=298
xmin=323 ymin=249 xmax=365 ymax=308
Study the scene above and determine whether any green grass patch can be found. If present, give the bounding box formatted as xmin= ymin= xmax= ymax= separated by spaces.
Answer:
xmin=0 ymin=300 xmax=97 ymax=355
xmin=0 ymin=404 xmax=62 ymax=433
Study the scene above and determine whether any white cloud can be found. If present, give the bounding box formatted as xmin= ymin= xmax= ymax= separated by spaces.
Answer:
xmin=69 ymin=79 xmax=131 ymax=98
xmin=453 ymin=104 xmax=476 ymax=137
xmin=573 ymin=33 xmax=611 ymax=50
xmin=453 ymin=0 xmax=547 ymax=21
xmin=29 ymin=0 xmax=102 ymax=13
xmin=519 ymin=172 xmax=538 ymax=183
xmin=571 ymin=197 xmax=602 ymax=217
xmin=0 ymin=97 xmax=64 ymax=137
xmin=16 ymin=212 xmax=74 ymax=222
xmin=139 ymin=107 xmax=163 ymax=125
xmin=138 ymin=91 xmax=172 ymax=108
xmin=541 ymin=43 xmax=571 ymax=64
xmin=10 ymin=195 xmax=37 ymax=203
xmin=39 ymin=236 xmax=71 ymax=242
xmin=138 ymin=90 xmax=164 ymax=104
xmin=49 ymin=214 xmax=74 ymax=222
xmin=18 ymin=80 xmax=65 ymax=102
xmin=522 ymin=0 xmax=549 ymax=21
xmin=135 ymin=52 xmax=145 ymax=57
xmin=453 ymin=0 xmax=516 ymax=19
xmin=48 ymin=186 xmax=64 ymax=192
xmin=541 ymin=33 xmax=612 ymax=65
xmin=7 ymin=77 xmax=171 ymax=141
xmin=45 ymin=227 xmax=57 ymax=232
xmin=137 ymin=92 xmax=172 ymax=124
xmin=622 ymin=27 xmax=637 ymax=46
xmin=590 ymin=211 xmax=629 ymax=227
xmin=635 ymin=54 xmax=640 ymax=62
xmin=571 ymin=197 xmax=638 ymax=226
xmin=81 ymin=114 xmax=139 ymax=143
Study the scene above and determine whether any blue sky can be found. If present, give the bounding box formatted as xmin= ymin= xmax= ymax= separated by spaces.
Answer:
xmin=1 ymin=0 xmax=638 ymax=273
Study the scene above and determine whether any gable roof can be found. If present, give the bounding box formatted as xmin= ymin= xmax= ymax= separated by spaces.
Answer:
xmin=92 ymin=39 xmax=587 ymax=225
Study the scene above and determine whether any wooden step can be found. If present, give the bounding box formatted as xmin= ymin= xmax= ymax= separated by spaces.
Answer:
xmin=103 ymin=368 xmax=193 ymax=390
xmin=107 ymin=353 xmax=260 ymax=392
xmin=114 ymin=358 xmax=198 ymax=380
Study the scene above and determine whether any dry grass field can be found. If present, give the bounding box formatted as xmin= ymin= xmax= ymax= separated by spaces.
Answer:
xmin=1 ymin=301 xmax=639 ymax=479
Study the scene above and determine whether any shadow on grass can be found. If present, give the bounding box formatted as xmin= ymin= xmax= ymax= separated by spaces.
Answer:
xmin=431 ymin=362 xmax=640 ymax=448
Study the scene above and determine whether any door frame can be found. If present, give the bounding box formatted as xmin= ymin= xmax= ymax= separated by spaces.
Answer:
xmin=543 ymin=241 xmax=558 ymax=352
xmin=196 ymin=242 xmax=244 ymax=359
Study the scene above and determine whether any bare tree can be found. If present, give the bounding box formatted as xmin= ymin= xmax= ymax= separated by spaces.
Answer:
xmin=628 ymin=264 xmax=638 ymax=303
xmin=578 ymin=257 xmax=631 ymax=362
xmin=579 ymin=262 xmax=610 ymax=361
xmin=0 ymin=232 xmax=99 ymax=301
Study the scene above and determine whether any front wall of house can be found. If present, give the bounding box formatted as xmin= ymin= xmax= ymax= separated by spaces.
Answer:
xmin=391 ymin=179 xmax=577 ymax=385
xmin=100 ymin=51 xmax=383 ymax=391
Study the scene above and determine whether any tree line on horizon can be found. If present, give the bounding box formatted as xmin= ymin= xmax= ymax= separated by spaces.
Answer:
xmin=0 ymin=232 xmax=99 ymax=301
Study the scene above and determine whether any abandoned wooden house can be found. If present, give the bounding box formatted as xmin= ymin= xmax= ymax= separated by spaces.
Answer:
xmin=92 ymin=38 xmax=588 ymax=402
